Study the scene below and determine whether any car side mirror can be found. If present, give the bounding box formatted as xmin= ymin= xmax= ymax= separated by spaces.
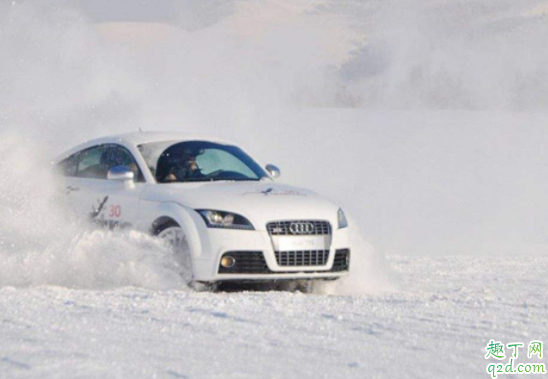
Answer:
xmin=107 ymin=165 xmax=135 ymax=182
xmin=265 ymin=164 xmax=281 ymax=178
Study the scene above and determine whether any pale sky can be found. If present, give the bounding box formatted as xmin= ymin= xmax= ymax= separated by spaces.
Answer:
xmin=76 ymin=0 xmax=236 ymax=24
xmin=78 ymin=0 xmax=178 ymax=22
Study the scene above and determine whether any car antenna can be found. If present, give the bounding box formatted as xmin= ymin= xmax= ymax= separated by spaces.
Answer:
xmin=138 ymin=127 xmax=143 ymax=133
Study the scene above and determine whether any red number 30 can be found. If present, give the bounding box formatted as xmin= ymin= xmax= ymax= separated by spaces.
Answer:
xmin=109 ymin=205 xmax=121 ymax=218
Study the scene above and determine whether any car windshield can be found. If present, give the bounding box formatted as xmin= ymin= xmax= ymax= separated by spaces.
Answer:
xmin=138 ymin=140 xmax=268 ymax=183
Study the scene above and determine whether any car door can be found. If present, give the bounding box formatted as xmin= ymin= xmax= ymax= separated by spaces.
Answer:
xmin=56 ymin=149 xmax=89 ymax=217
xmin=58 ymin=144 xmax=145 ymax=229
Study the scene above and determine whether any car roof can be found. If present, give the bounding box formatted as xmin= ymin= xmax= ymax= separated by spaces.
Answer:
xmin=108 ymin=131 xmax=235 ymax=146
xmin=54 ymin=131 xmax=236 ymax=162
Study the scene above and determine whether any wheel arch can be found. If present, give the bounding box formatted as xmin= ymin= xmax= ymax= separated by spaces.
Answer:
xmin=146 ymin=201 xmax=206 ymax=260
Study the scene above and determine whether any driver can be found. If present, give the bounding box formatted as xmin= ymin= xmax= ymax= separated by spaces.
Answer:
xmin=164 ymin=150 xmax=204 ymax=182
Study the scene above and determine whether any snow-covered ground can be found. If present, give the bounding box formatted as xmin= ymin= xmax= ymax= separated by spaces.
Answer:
xmin=1 ymin=254 xmax=546 ymax=379
xmin=1 ymin=1 xmax=548 ymax=378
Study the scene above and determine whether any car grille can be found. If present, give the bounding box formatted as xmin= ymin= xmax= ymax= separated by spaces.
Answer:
xmin=267 ymin=220 xmax=331 ymax=236
xmin=218 ymin=250 xmax=351 ymax=275
xmin=332 ymin=249 xmax=350 ymax=272
xmin=275 ymin=250 xmax=329 ymax=266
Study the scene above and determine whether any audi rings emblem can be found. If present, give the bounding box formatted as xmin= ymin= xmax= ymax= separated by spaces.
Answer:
xmin=289 ymin=222 xmax=315 ymax=235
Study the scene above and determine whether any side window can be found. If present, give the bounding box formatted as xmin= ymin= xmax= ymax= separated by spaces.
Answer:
xmin=59 ymin=144 xmax=144 ymax=181
xmin=100 ymin=146 xmax=144 ymax=182
xmin=56 ymin=154 xmax=78 ymax=177
xmin=77 ymin=146 xmax=107 ymax=179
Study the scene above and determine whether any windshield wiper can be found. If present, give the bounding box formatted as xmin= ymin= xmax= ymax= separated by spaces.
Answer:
xmin=164 ymin=177 xmax=262 ymax=183
xmin=205 ymin=178 xmax=261 ymax=182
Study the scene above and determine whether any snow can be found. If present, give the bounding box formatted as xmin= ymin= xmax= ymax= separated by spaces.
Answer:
xmin=1 ymin=254 xmax=546 ymax=379
xmin=1 ymin=1 xmax=548 ymax=377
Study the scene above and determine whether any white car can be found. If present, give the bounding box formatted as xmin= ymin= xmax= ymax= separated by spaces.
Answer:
xmin=54 ymin=132 xmax=351 ymax=287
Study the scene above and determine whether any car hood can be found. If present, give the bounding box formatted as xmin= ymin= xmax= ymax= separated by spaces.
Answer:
xmin=142 ymin=181 xmax=339 ymax=230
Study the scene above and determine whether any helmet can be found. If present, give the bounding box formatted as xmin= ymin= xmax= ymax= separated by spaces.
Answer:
xmin=101 ymin=147 xmax=131 ymax=168
xmin=155 ymin=143 xmax=203 ymax=181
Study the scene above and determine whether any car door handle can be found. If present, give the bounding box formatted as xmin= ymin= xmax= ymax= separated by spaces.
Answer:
xmin=65 ymin=186 xmax=80 ymax=194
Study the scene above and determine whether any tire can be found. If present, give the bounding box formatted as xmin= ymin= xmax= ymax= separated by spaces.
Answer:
xmin=155 ymin=221 xmax=194 ymax=286
xmin=155 ymin=220 xmax=216 ymax=291
xmin=277 ymin=279 xmax=338 ymax=294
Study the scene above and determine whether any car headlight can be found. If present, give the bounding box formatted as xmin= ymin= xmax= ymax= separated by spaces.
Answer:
xmin=196 ymin=209 xmax=254 ymax=230
xmin=338 ymin=208 xmax=349 ymax=229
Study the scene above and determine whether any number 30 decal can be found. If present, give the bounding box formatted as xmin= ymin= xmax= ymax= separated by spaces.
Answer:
xmin=109 ymin=205 xmax=122 ymax=218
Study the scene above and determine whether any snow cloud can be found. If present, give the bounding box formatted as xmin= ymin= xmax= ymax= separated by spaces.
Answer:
xmin=0 ymin=1 xmax=547 ymax=291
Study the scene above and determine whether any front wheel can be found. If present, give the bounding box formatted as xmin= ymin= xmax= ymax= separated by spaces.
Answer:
xmin=156 ymin=222 xmax=216 ymax=291
xmin=277 ymin=279 xmax=339 ymax=294
xmin=156 ymin=223 xmax=194 ymax=286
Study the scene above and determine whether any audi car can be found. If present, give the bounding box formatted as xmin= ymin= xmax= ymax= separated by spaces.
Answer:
xmin=54 ymin=132 xmax=351 ymax=288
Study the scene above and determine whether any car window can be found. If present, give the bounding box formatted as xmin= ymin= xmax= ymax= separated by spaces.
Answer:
xmin=138 ymin=140 xmax=268 ymax=183
xmin=56 ymin=154 xmax=78 ymax=177
xmin=77 ymin=146 xmax=107 ymax=179
xmin=100 ymin=146 xmax=144 ymax=182
xmin=59 ymin=144 xmax=144 ymax=181
xmin=138 ymin=141 xmax=174 ymax=178
xmin=197 ymin=149 xmax=255 ymax=177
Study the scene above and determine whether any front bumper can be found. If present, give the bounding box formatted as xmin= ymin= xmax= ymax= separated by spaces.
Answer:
xmin=192 ymin=226 xmax=351 ymax=282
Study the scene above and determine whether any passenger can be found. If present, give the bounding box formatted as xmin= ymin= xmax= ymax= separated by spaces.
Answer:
xmin=102 ymin=149 xmax=140 ymax=179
